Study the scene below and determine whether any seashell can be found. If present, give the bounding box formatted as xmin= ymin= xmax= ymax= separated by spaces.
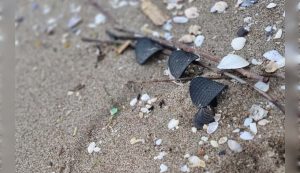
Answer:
xmin=217 ymin=54 xmax=249 ymax=69
xmin=190 ymin=77 xmax=226 ymax=107
xmin=135 ymin=38 xmax=163 ymax=64
xmin=173 ymin=16 xmax=189 ymax=23
xmin=237 ymin=27 xmax=249 ymax=37
xmin=249 ymin=123 xmax=257 ymax=134
xmin=254 ymin=81 xmax=270 ymax=92
xmin=251 ymin=58 xmax=263 ymax=65
xmin=184 ymin=7 xmax=199 ymax=19
xmin=240 ymin=0 xmax=258 ymax=7
xmin=194 ymin=35 xmax=205 ymax=47
xmin=265 ymin=61 xmax=278 ymax=73
xmin=243 ymin=117 xmax=253 ymax=127
xmin=210 ymin=140 xmax=219 ymax=148
xmin=240 ymin=131 xmax=254 ymax=140
xmin=168 ymin=50 xmax=199 ymax=79
xmin=266 ymin=3 xmax=277 ymax=9
xmin=178 ymin=34 xmax=195 ymax=43
xmin=160 ymin=164 xmax=168 ymax=173
xmin=210 ymin=1 xmax=228 ymax=13
xmin=263 ymin=50 xmax=284 ymax=62
xmin=193 ymin=107 xmax=215 ymax=129
xmin=188 ymin=25 xmax=201 ymax=35
xmin=274 ymin=29 xmax=282 ymax=39
xmin=168 ymin=119 xmax=179 ymax=130
xmin=227 ymin=140 xmax=243 ymax=153
xmin=188 ymin=156 xmax=206 ymax=168
xmin=231 ymin=37 xmax=246 ymax=50
xmin=218 ymin=137 xmax=228 ymax=144
xmin=207 ymin=121 xmax=219 ymax=134
xmin=249 ymin=104 xmax=268 ymax=121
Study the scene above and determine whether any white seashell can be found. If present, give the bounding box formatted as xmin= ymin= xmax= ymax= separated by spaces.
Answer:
xmin=160 ymin=164 xmax=168 ymax=173
xmin=274 ymin=29 xmax=282 ymax=39
xmin=232 ymin=128 xmax=240 ymax=133
xmin=228 ymin=140 xmax=243 ymax=153
xmin=263 ymin=50 xmax=284 ymax=62
xmin=168 ymin=119 xmax=179 ymax=130
xmin=180 ymin=165 xmax=190 ymax=172
xmin=94 ymin=13 xmax=106 ymax=25
xmin=184 ymin=7 xmax=199 ymax=19
xmin=93 ymin=147 xmax=101 ymax=152
xmin=217 ymin=54 xmax=249 ymax=69
xmin=218 ymin=137 xmax=228 ymax=144
xmin=140 ymin=107 xmax=150 ymax=113
xmin=231 ymin=37 xmax=246 ymax=50
xmin=249 ymin=104 xmax=268 ymax=121
xmin=207 ymin=122 xmax=218 ymax=134
xmin=163 ymin=20 xmax=172 ymax=31
xmin=188 ymin=156 xmax=206 ymax=168
xmin=191 ymin=127 xmax=197 ymax=133
xmin=243 ymin=117 xmax=253 ymax=127
xmin=154 ymin=151 xmax=167 ymax=160
xmin=201 ymin=136 xmax=208 ymax=141
xmin=249 ymin=123 xmax=257 ymax=134
xmin=254 ymin=81 xmax=270 ymax=92
xmin=240 ymin=131 xmax=254 ymax=140
xmin=267 ymin=3 xmax=277 ymax=9
xmin=141 ymin=94 xmax=150 ymax=101
xmin=251 ymin=58 xmax=263 ymax=65
xmin=188 ymin=25 xmax=201 ymax=35
xmin=173 ymin=16 xmax=189 ymax=23
xmin=179 ymin=34 xmax=195 ymax=43
xmin=210 ymin=140 xmax=219 ymax=148
xmin=130 ymin=98 xmax=138 ymax=106
xmin=210 ymin=1 xmax=228 ymax=13
xmin=194 ymin=35 xmax=205 ymax=47
xmin=87 ymin=142 xmax=96 ymax=154
xmin=155 ymin=139 xmax=162 ymax=145
xmin=258 ymin=119 xmax=269 ymax=126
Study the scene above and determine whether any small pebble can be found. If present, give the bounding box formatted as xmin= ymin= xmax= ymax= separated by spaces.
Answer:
xmin=188 ymin=156 xmax=206 ymax=168
xmin=249 ymin=104 xmax=268 ymax=121
xmin=194 ymin=35 xmax=205 ymax=47
xmin=232 ymin=128 xmax=240 ymax=133
xmin=243 ymin=117 xmax=253 ymax=127
xmin=130 ymin=98 xmax=138 ymax=107
xmin=155 ymin=139 xmax=162 ymax=145
xmin=141 ymin=94 xmax=150 ymax=101
xmin=258 ymin=119 xmax=269 ymax=126
xmin=87 ymin=142 xmax=96 ymax=154
xmin=184 ymin=7 xmax=199 ymax=19
xmin=201 ymin=136 xmax=208 ymax=142
xmin=179 ymin=34 xmax=195 ymax=43
xmin=210 ymin=1 xmax=228 ymax=13
xmin=266 ymin=3 xmax=277 ymax=9
xmin=251 ymin=58 xmax=263 ymax=65
xmin=154 ymin=151 xmax=167 ymax=160
xmin=173 ymin=16 xmax=189 ymax=24
xmin=254 ymin=81 xmax=270 ymax=92
xmin=237 ymin=27 xmax=249 ymax=37
xmin=191 ymin=127 xmax=197 ymax=133
xmin=180 ymin=165 xmax=190 ymax=172
xmin=188 ymin=25 xmax=201 ymax=35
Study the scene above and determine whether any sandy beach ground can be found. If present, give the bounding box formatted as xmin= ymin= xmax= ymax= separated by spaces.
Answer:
xmin=16 ymin=0 xmax=285 ymax=172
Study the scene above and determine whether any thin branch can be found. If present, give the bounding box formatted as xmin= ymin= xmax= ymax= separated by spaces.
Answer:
xmin=127 ymin=76 xmax=228 ymax=84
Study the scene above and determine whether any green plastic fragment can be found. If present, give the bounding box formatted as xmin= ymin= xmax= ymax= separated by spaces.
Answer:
xmin=110 ymin=107 xmax=118 ymax=116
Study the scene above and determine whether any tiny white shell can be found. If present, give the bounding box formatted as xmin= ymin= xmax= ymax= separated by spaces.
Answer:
xmin=231 ymin=37 xmax=246 ymax=50
xmin=173 ymin=16 xmax=189 ymax=23
xmin=228 ymin=140 xmax=243 ymax=153
xmin=267 ymin=3 xmax=277 ymax=9
xmin=184 ymin=7 xmax=199 ymax=19
xmin=188 ymin=156 xmax=206 ymax=168
xmin=179 ymin=34 xmax=195 ymax=43
xmin=210 ymin=1 xmax=228 ymax=13
xmin=207 ymin=122 xmax=218 ymax=134
xmin=217 ymin=54 xmax=249 ymax=69
xmin=274 ymin=29 xmax=282 ymax=39
xmin=243 ymin=117 xmax=253 ymax=127
xmin=263 ymin=50 xmax=284 ymax=62
xmin=254 ymin=81 xmax=270 ymax=92
xmin=160 ymin=164 xmax=168 ymax=173
xmin=249 ymin=123 xmax=257 ymax=134
xmin=240 ymin=131 xmax=254 ymax=140
xmin=168 ymin=119 xmax=179 ymax=130
xmin=194 ymin=35 xmax=205 ymax=47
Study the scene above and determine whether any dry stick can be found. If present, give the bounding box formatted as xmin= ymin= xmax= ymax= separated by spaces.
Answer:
xmin=197 ymin=62 xmax=285 ymax=113
xmin=127 ymin=76 xmax=228 ymax=84
xmin=81 ymin=37 xmax=124 ymax=45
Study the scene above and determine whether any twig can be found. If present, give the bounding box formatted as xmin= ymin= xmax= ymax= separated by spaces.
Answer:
xmin=81 ymin=37 xmax=124 ymax=45
xmin=127 ymin=76 xmax=228 ymax=84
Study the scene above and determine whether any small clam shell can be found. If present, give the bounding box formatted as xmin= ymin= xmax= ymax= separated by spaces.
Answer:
xmin=217 ymin=54 xmax=249 ymax=69
xmin=231 ymin=37 xmax=246 ymax=50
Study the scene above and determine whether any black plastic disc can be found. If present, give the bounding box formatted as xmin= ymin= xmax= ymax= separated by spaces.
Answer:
xmin=189 ymin=77 xmax=226 ymax=107
xmin=134 ymin=38 xmax=163 ymax=65
xmin=168 ymin=50 xmax=199 ymax=79
xmin=193 ymin=107 xmax=215 ymax=129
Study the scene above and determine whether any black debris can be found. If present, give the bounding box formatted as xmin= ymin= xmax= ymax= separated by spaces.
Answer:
xmin=159 ymin=100 xmax=166 ymax=108
xmin=168 ymin=50 xmax=200 ymax=79
xmin=134 ymin=38 xmax=163 ymax=65
xmin=237 ymin=27 xmax=249 ymax=37
xmin=69 ymin=83 xmax=85 ymax=92
xmin=193 ymin=107 xmax=215 ymax=129
xmin=218 ymin=150 xmax=226 ymax=156
xmin=189 ymin=77 xmax=226 ymax=108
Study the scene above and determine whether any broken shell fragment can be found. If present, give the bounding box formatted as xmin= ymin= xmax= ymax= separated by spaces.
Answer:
xmin=184 ymin=7 xmax=199 ymax=19
xmin=188 ymin=156 xmax=206 ymax=168
xmin=249 ymin=104 xmax=268 ymax=121
xmin=265 ymin=61 xmax=279 ymax=73
xmin=240 ymin=131 xmax=254 ymax=140
xmin=193 ymin=107 xmax=215 ymax=129
xmin=190 ymin=77 xmax=226 ymax=107
xmin=173 ymin=16 xmax=189 ymax=24
xmin=217 ymin=54 xmax=249 ymax=69
xmin=178 ymin=34 xmax=195 ymax=43
xmin=168 ymin=119 xmax=179 ymax=130
xmin=194 ymin=35 xmax=205 ymax=47
xmin=135 ymin=38 xmax=163 ymax=64
xmin=210 ymin=1 xmax=228 ymax=13
xmin=240 ymin=0 xmax=258 ymax=7
xmin=168 ymin=50 xmax=199 ymax=79
xmin=254 ymin=81 xmax=270 ymax=92
xmin=141 ymin=0 xmax=169 ymax=26
xmin=207 ymin=121 xmax=219 ymax=134
xmin=266 ymin=3 xmax=277 ymax=9
xmin=188 ymin=25 xmax=201 ymax=35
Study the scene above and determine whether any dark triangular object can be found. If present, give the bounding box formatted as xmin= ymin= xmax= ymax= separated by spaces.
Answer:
xmin=190 ymin=77 xmax=226 ymax=108
xmin=134 ymin=38 xmax=163 ymax=65
xmin=168 ymin=50 xmax=199 ymax=79
xmin=193 ymin=107 xmax=215 ymax=129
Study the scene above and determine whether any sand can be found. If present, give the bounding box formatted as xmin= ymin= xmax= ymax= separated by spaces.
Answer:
xmin=16 ymin=0 xmax=285 ymax=172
